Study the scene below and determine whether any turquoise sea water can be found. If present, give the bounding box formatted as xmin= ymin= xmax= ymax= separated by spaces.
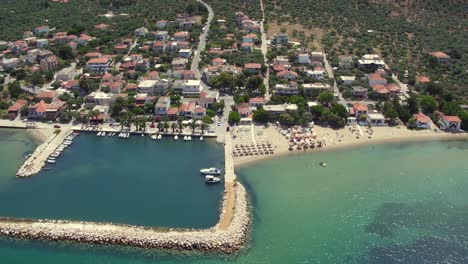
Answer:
xmin=1 ymin=129 xmax=468 ymax=263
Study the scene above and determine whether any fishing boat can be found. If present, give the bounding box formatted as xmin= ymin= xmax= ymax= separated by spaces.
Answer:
xmin=200 ymin=167 xmax=222 ymax=175
xmin=205 ymin=175 xmax=220 ymax=184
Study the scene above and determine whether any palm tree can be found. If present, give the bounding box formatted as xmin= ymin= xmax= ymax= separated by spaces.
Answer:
xmin=163 ymin=121 xmax=169 ymax=132
xmin=157 ymin=122 xmax=164 ymax=132
xmin=171 ymin=123 xmax=177 ymax=133
xmin=177 ymin=117 xmax=184 ymax=133
xmin=189 ymin=122 xmax=198 ymax=134
xmin=200 ymin=122 xmax=208 ymax=134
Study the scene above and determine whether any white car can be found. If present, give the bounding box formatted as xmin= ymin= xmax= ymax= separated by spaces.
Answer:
xmin=217 ymin=122 xmax=221 ymax=126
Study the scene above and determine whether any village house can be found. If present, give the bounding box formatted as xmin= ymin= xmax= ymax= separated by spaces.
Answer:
xmin=94 ymin=23 xmax=109 ymax=30
xmin=61 ymin=80 xmax=80 ymax=91
xmin=86 ymin=57 xmax=109 ymax=74
xmin=271 ymin=33 xmax=289 ymax=45
xmin=179 ymin=19 xmax=196 ymax=29
xmin=84 ymin=52 xmax=102 ymax=59
xmin=173 ymin=31 xmax=189 ymax=41
xmin=33 ymin=25 xmax=50 ymax=35
xmin=36 ymin=38 xmax=49 ymax=48
xmin=28 ymin=100 xmax=63 ymax=119
xmin=277 ymin=70 xmax=298 ymax=81
xmin=243 ymin=33 xmax=257 ymax=43
xmin=429 ymin=51 xmax=450 ymax=63
xmin=264 ymin=103 xmax=298 ymax=115
xmin=358 ymin=54 xmax=385 ymax=71
xmin=352 ymin=103 xmax=368 ymax=118
xmin=35 ymin=90 xmax=58 ymax=102
xmin=416 ymin=75 xmax=431 ymax=85
xmin=202 ymin=64 xmax=238 ymax=83
xmin=273 ymin=83 xmax=299 ymax=96
xmin=155 ymin=31 xmax=169 ymax=41
xmin=339 ymin=55 xmax=354 ymax=69
xmin=172 ymin=79 xmax=202 ymax=95
xmin=352 ymin=86 xmax=368 ymax=98
xmin=137 ymin=80 xmax=157 ymax=94
xmin=156 ymin=20 xmax=168 ymax=29
xmin=244 ymin=63 xmax=262 ymax=74
xmin=249 ymin=97 xmax=266 ymax=108
xmin=178 ymin=49 xmax=192 ymax=58
xmin=154 ymin=96 xmax=171 ymax=116
xmin=304 ymin=69 xmax=325 ymax=80
xmin=114 ymin=44 xmax=128 ymax=53
xmin=7 ymin=99 xmax=28 ymax=117
xmin=367 ymin=112 xmax=386 ymax=126
xmin=370 ymin=83 xmax=401 ymax=98
xmin=153 ymin=41 xmax=166 ymax=53
xmin=198 ymin=91 xmax=218 ymax=109
xmin=39 ymin=55 xmax=57 ymax=72
xmin=297 ymin=53 xmax=310 ymax=64
xmin=211 ymin=57 xmax=226 ymax=66
xmin=302 ymin=83 xmax=332 ymax=96
xmin=413 ymin=113 xmax=431 ymax=129
xmin=340 ymin=76 xmax=356 ymax=85
xmin=275 ymin=56 xmax=290 ymax=66
xmin=135 ymin=27 xmax=149 ymax=37
xmin=241 ymin=42 xmax=253 ymax=53
xmin=171 ymin=57 xmax=189 ymax=70
xmin=181 ymin=70 xmax=196 ymax=80
xmin=439 ymin=115 xmax=461 ymax=131
xmin=368 ymin=71 xmax=387 ymax=85
xmin=310 ymin=52 xmax=324 ymax=63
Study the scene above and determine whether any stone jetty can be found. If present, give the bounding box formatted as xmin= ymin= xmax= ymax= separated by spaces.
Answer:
xmin=0 ymin=183 xmax=250 ymax=253
xmin=17 ymin=126 xmax=72 ymax=177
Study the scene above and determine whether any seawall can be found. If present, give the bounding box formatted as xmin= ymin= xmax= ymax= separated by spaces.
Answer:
xmin=0 ymin=182 xmax=250 ymax=253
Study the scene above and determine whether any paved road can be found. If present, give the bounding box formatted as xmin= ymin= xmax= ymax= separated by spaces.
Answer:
xmin=322 ymin=52 xmax=347 ymax=106
xmin=191 ymin=0 xmax=214 ymax=87
xmin=214 ymin=96 xmax=234 ymax=143
xmin=259 ymin=0 xmax=270 ymax=100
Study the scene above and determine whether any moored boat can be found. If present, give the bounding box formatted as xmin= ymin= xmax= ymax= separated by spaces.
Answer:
xmin=200 ymin=136 xmax=203 ymax=141
xmin=151 ymin=135 xmax=157 ymax=140
xmin=205 ymin=175 xmax=220 ymax=184
xmin=157 ymin=134 xmax=162 ymax=140
xmin=200 ymin=167 xmax=222 ymax=175
xmin=46 ymin=159 xmax=56 ymax=164
xmin=174 ymin=135 xmax=178 ymax=140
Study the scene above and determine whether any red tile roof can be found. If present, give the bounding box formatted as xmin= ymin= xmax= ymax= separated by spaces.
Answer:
xmin=244 ymin=63 xmax=262 ymax=69
xmin=88 ymin=58 xmax=109 ymax=64
xmin=413 ymin=113 xmax=430 ymax=123
xmin=443 ymin=115 xmax=461 ymax=123
xmin=354 ymin=103 xmax=368 ymax=112
xmin=277 ymin=70 xmax=298 ymax=77
xmin=430 ymin=51 xmax=450 ymax=59
xmin=416 ymin=75 xmax=431 ymax=83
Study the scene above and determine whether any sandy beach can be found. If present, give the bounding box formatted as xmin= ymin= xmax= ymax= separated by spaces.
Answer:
xmin=233 ymin=125 xmax=468 ymax=167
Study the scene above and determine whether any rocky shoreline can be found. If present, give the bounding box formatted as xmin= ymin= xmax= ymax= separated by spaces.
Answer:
xmin=0 ymin=183 xmax=250 ymax=253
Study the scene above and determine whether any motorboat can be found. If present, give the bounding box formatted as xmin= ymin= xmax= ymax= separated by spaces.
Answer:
xmin=141 ymin=134 xmax=144 ymax=137
xmin=102 ymin=132 xmax=106 ymax=136
xmin=200 ymin=136 xmax=203 ymax=141
xmin=46 ymin=159 xmax=56 ymax=164
xmin=97 ymin=132 xmax=102 ymax=136
xmin=157 ymin=134 xmax=162 ymax=140
xmin=183 ymin=136 xmax=188 ymax=141
xmin=205 ymin=175 xmax=220 ymax=184
xmin=151 ymin=135 xmax=157 ymax=140
xmin=320 ymin=162 xmax=327 ymax=167
xmin=174 ymin=135 xmax=178 ymax=140
xmin=188 ymin=136 xmax=192 ymax=141
xmin=200 ymin=168 xmax=222 ymax=175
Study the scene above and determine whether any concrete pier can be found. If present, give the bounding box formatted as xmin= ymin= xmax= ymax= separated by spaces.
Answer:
xmin=17 ymin=126 xmax=73 ymax=177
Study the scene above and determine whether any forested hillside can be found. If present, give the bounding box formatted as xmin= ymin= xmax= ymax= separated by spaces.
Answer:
xmin=266 ymin=0 xmax=467 ymax=99
xmin=0 ymin=0 xmax=193 ymax=40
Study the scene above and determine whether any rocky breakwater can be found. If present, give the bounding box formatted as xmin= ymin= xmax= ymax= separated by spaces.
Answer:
xmin=0 ymin=183 xmax=250 ymax=253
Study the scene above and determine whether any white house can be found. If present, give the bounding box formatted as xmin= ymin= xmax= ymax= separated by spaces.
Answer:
xmin=340 ymin=76 xmax=355 ymax=85
xmin=413 ymin=113 xmax=430 ymax=129
xmin=173 ymin=80 xmax=202 ymax=95
xmin=137 ymin=80 xmax=157 ymax=94
xmin=297 ymin=53 xmax=310 ymax=64
xmin=135 ymin=27 xmax=149 ymax=37
xmin=367 ymin=113 xmax=386 ymax=126
xmin=154 ymin=96 xmax=170 ymax=116
xmin=439 ymin=115 xmax=461 ymax=131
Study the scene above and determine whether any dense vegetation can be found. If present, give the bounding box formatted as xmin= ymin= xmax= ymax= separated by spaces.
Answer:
xmin=0 ymin=0 xmax=197 ymax=41
xmin=265 ymin=0 xmax=467 ymax=100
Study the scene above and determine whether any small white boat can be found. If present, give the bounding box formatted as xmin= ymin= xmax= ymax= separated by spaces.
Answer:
xmin=200 ymin=168 xmax=222 ymax=175
xmin=102 ymin=132 xmax=106 ymax=136
xmin=174 ymin=135 xmax=178 ymax=140
xmin=200 ymin=136 xmax=203 ymax=141
xmin=157 ymin=134 xmax=162 ymax=140
xmin=46 ymin=159 xmax=56 ymax=164
xmin=188 ymin=136 xmax=192 ymax=141
xmin=151 ymin=135 xmax=157 ymax=140
xmin=141 ymin=134 xmax=144 ymax=137
xmin=205 ymin=175 xmax=220 ymax=184
xmin=183 ymin=136 xmax=188 ymax=141
xmin=97 ymin=132 xmax=102 ymax=136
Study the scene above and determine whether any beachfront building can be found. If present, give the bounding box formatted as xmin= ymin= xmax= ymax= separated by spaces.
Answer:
xmin=154 ymin=96 xmax=170 ymax=116
xmin=28 ymin=100 xmax=63 ymax=120
xmin=352 ymin=103 xmax=368 ymax=119
xmin=439 ymin=115 xmax=461 ymax=131
xmin=413 ymin=113 xmax=431 ymax=129
xmin=263 ymin=104 xmax=298 ymax=115
xmin=367 ymin=113 xmax=386 ymax=126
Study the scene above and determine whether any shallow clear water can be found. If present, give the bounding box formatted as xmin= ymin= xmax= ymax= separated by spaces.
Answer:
xmin=1 ymin=129 xmax=468 ymax=263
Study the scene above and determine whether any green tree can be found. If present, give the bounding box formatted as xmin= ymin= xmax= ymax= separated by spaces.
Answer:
xmin=420 ymin=95 xmax=437 ymax=114
xmin=31 ymin=72 xmax=44 ymax=86
xmin=7 ymin=81 xmax=23 ymax=98
xmin=408 ymin=117 xmax=417 ymax=128
xmin=228 ymin=111 xmax=241 ymax=125
xmin=441 ymin=102 xmax=461 ymax=116
xmin=317 ymin=91 xmax=334 ymax=106
xmin=58 ymin=45 xmax=74 ymax=60
xmin=279 ymin=113 xmax=294 ymax=126
xmin=331 ymin=103 xmax=348 ymax=119
xmin=253 ymin=108 xmax=271 ymax=123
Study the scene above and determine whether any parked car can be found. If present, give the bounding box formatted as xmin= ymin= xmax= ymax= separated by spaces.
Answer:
xmin=53 ymin=125 xmax=61 ymax=128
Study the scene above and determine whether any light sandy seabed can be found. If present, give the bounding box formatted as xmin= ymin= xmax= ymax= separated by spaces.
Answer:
xmin=234 ymin=125 xmax=468 ymax=167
